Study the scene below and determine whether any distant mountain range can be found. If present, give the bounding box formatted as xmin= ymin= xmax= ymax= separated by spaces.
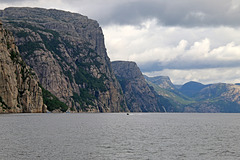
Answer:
xmin=179 ymin=81 xmax=211 ymax=98
xmin=146 ymin=76 xmax=240 ymax=112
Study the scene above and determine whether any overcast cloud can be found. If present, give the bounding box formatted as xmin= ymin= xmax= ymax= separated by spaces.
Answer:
xmin=98 ymin=0 xmax=240 ymax=27
xmin=1 ymin=0 xmax=240 ymax=84
xmin=1 ymin=0 xmax=240 ymax=27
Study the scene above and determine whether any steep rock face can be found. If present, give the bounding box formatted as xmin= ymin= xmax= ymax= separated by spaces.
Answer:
xmin=0 ymin=21 xmax=44 ymax=113
xmin=0 ymin=7 xmax=127 ymax=112
xmin=145 ymin=76 xmax=176 ymax=90
xmin=112 ymin=61 xmax=167 ymax=112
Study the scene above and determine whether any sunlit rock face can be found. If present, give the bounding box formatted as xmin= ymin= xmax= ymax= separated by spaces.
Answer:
xmin=1 ymin=7 xmax=128 ymax=112
xmin=0 ymin=21 xmax=44 ymax=113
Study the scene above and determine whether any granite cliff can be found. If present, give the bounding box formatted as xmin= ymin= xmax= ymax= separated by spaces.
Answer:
xmin=0 ymin=20 xmax=45 ymax=113
xmin=112 ymin=61 xmax=172 ymax=112
xmin=0 ymin=7 xmax=128 ymax=112
xmin=145 ymin=76 xmax=176 ymax=90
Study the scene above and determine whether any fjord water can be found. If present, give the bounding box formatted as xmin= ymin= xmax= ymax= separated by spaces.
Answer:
xmin=1 ymin=113 xmax=240 ymax=160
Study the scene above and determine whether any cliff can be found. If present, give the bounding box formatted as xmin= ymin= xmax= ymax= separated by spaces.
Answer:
xmin=0 ymin=7 xmax=128 ymax=112
xmin=0 ymin=21 xmax=45 ymax=113
xmin=144 ymin=76 xmax=176 ymax=90
xmin=145 ymin=75 xmax=193 ymax=112
xmin=112 ymin=61 xmax=171 ymax=112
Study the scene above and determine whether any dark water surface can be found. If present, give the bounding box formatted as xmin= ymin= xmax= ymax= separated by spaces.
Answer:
xmin=1 ymin=113 xmax=240 ymax=160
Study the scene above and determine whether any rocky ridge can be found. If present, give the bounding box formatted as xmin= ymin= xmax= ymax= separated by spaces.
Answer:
xmin=145 ymin=76 xmax=176 ymax=90
xmin=0 ymin=20 xmax=45 ymax=113
xmin=0 ymin=7 xmax=128 ymax=112
xmin=112 ymin=61 xmax=171 ymax=112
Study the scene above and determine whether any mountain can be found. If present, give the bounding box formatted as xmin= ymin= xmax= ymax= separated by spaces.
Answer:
xmin=112 ymin=61 xmax=172 ymax=112
xmin=145 ymin=75 xmax=193 ymax=112
xmin=0 ymin=20 xmax=45 ymax=113
xmin=145 ymin=75 xmax=240 ymax=113
xmin=179 ymin=81 xmax=208 ymax=97
xmin=144 ymin=76 xmax=176 ymax=90
xmin=0 ymin=7 xmax=128 ymax=112
xmin=184 ymin=83 xmax=240 ymax=113
xmin=194 ymin=83 xmax=229 ymax=101
xmin=2 ymin=7 xmax=239 ymax=113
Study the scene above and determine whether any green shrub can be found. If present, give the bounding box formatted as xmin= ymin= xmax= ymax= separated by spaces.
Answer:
xmin=63 ymin=70 xmax=73 ymax=83
xmin=15 ymin=31 xmax=30 ymax=38
xmin=18 ymin=41 xmax=43 ymax=57
xmin=0 ymin=96 xmax=8 ymax=108
xmin=74 ymin=64 xmax=106 ymax=92
xmin=10 ymin=50 xmax=18 ymax=62
xmin=72 ymin=91 xmax=95 ymax=111
xmin=40 ymin=85 xmax=68 ymax=112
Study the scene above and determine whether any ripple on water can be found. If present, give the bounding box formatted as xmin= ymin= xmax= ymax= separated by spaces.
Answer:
xmin=1 ymin=113 xmax=240 ymax=160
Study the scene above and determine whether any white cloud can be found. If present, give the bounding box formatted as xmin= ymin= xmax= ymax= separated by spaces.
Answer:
xmin=229 ymin=0 xmax=240 ymax=11
xmin=144 ymin=67 xmax=240 ymax=85
xmin=103 ymin=20 xmax=240 ymax=84
xmin=103 ymin=20 xmax=240 ymax=64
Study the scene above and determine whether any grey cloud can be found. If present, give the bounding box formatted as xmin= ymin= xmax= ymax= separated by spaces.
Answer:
xmin=96 ymin=0 xmax=240 ymax=27
xmin=2 ymin=0 xmax=240 ymax=27
xmin=139 ymin=59 xmax=240 ymax=73
xmin=0 ymin=0 xmax=30 ymax=3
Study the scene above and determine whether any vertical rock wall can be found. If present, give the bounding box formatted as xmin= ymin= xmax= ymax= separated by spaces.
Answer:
xmin=112 ymin=61 xmax=165 ymax=112
xmin=0 ymin=21 xmax=44 ymax=113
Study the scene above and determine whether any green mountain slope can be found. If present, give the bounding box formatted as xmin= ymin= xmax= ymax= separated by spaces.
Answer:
xmin=146 ymin=75 xmax=240 ymax=113
xmin=145 ymin=75 xmax=195 ymax=112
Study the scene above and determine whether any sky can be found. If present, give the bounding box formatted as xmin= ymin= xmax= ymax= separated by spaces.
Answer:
xmin=1 ymin=0 xmax=240 ymax=84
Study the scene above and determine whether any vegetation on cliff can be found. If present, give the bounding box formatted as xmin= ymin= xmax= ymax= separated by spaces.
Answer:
xmin=40 ymin=85 xmax=68 ymax=112
xmin=1 ymin=7 xmax=128 ymax=112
